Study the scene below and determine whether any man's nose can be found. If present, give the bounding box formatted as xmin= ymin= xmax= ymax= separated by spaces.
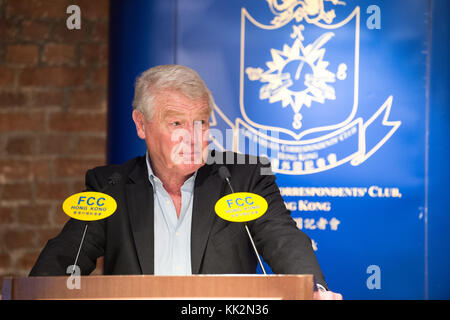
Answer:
xmin=190 ymin=121 xmax=204 ymax=142
xmin=178 ymin=122 xmax=202 ymax=146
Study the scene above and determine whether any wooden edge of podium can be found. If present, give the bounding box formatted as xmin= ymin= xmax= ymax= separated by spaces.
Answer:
xmin=2 ymin=274 xmax=314 ymax=300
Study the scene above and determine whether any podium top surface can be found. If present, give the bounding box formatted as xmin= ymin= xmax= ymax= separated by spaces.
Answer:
xmin=2 ymin=274 xmax=314 ymax=300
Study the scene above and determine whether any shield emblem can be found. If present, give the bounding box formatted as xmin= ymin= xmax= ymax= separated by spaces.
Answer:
xmin=240 ymin=6 xmax=360 ymax=141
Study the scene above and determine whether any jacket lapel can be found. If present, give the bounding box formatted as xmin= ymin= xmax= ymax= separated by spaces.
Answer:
xmin=191 ymin=163 xmax=223 ymax=274
xmin=126 ymin=159 xmax=155 ymax=274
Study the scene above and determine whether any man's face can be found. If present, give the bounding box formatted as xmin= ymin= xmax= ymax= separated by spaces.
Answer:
xmin=133 ymin=89 xmax=211 ymax=177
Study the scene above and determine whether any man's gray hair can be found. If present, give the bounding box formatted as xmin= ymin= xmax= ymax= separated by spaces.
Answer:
xmin=132 ymin=64 xmax=215 ymax=120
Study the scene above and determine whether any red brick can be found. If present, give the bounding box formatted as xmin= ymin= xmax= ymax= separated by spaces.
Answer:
xmin=70 ymin=179 xmax=87 ymax=194
xmin=6 ymin=0 xmax=71 ymax=19
xmin=77 ymin=0 xmax=109 ymax=20
xmin=1 ymin=182 xmax=33 ymax=201
xmin=3 ymin=229 xmax=35 ymax=250
xmin=51 ymin=22 xmax=90 ymax=42
xmin=69 ymin=89 xmax=105 ymax=110
xmin=0 ymin=206 xmax=15 ymax=224
xmin=35 ymin=181 xmax=70 ymax=200
xmin=35 ymin=227 xmax=62 ymax=248
xmin=43 ymin=43 xmax=76 ymax=65
xmin=0 ymin=19 xmax=19 ymax=41
xmin=92 ymin=66 xmax=108 ymax=87
xmin=17 ymin=204 xmax=52 ymax=225
xmin=0 ymin=159 xmax=50 ymax=181
xmin=48 ymin=111 xmax=106 ymax=132
xmin=0 ymin=112 xmax=45 ymax=132
xmin=16 ymin=251 xmax=41 ymax=271
xmin=81 ymin=44 xmax=108 ymax=66
xmin=30 ymin=159 xmax=52 ymax=181
xmin=0 ymin=253 xmax=12 ymax=269
xmin=6 ymin=45 xmax=39 ymax=65
xmin=0 ymin=160 xmax=31 ymax=180
xmin=0 ymin=67 xmax=15 ymax=86
xmin=22 ymin=20 xmax=52 ymax=41
xmin=73 ymin=136 xmax=106 ymax=155
xmin=55 ymin=158 xmax=104 ymax=178
xmin=32 ymin=90 xmax=64 ymax=107
xmin=6 ymin=136 xmax=37 ymax=155
xmin=0 ymin=91 xmax=28 ymax=107
xmin=19 ymin=67 xmax=87 ymax=87
xmin=39 ymin=134 xmax=73 ymax=155
xmin=91 ymin=22 xmax=109 ymax=41
xmin=54 ymin=208 xmax=70 ymax=225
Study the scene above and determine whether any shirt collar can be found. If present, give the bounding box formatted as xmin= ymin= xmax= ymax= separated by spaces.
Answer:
xmin=145 ymin=151 xmax=157 ymax=185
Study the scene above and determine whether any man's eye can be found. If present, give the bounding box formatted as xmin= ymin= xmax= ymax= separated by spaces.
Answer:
xmin=171 ymin=121 xmax=181 ymax=126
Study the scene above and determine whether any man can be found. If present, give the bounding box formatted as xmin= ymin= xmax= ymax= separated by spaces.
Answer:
xmin=30 ymin=64 xmax=341 ymax=299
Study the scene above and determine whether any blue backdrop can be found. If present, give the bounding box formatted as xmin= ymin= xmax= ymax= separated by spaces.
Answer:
xmin=108 ymin=0 xmax=449 ymax=299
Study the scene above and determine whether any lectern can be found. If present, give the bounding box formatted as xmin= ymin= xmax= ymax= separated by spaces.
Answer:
xmin=2 ymin=274 xmax=313 ymax=300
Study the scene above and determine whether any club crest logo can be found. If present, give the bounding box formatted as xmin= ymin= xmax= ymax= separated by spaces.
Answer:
xmin=210 ymin=0 xmax=401 ymax=174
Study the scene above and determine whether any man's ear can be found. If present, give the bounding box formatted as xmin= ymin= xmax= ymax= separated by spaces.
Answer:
xmin=132 ymin=109 xmax=146 ymax=140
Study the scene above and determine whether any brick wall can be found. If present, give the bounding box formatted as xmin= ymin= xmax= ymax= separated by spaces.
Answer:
xmin=0 ymin=0 xmax=109 ymax=289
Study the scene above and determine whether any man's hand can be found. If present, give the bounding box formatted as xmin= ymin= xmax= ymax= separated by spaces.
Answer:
xmin=313 ymin=290 xmax=343 ymax=300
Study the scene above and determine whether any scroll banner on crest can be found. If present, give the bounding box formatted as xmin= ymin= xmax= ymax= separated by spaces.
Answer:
xmin=235 ymin=96 xmax=398 ymax=174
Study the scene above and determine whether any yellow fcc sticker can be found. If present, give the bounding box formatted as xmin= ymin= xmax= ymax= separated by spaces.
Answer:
xmin=214 ymin=192 xmax=268 ymax=223
xmin=62 ymin=191 xmax=117 ymax=221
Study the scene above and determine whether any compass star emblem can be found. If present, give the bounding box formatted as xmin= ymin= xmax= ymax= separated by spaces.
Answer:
xmin=246 ymin=24 xmax=346 ymax=129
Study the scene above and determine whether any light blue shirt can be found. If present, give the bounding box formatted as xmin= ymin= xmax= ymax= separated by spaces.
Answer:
xmin=146 ymin=152 xmax=196 ymax=275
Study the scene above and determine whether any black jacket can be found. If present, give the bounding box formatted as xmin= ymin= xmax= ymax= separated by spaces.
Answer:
xmin=30 ymin=151 xmax=327 ymax=288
